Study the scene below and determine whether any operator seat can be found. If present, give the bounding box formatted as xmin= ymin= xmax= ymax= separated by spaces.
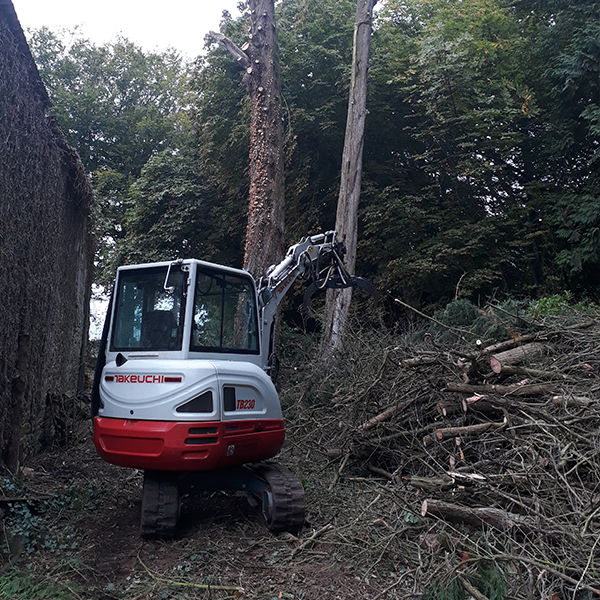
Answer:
xmin=142 ymin=310 xmax=179 ymax=350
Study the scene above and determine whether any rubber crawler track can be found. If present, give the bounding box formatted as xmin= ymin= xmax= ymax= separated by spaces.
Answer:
xmin=140 ymin=471 xmax=180 ymax=539
xmin=249 ymin=462 xmax=305 ymax=534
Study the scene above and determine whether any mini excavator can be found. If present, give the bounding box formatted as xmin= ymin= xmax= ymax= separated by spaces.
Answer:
xmin=91 ymin=231 xmax=376 ymax=538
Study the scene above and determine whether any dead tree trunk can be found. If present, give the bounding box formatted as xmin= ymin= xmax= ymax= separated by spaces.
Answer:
xmin=322 ymin=0 xmax=377 ymax=352
xmin=210 ymin=0 xmax=285 ymax=278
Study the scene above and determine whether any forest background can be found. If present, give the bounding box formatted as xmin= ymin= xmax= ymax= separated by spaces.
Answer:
xmin=27 ymin=0 xmax=600 ymax=320
xmin=3 ymin=1 xmax=600 ymax=597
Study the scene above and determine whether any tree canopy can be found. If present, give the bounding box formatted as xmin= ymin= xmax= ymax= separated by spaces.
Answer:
xmin=29 ymin=0 xmax=600 ymax=312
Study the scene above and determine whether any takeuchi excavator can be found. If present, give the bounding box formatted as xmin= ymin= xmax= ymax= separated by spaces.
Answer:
xmin=91 ymin=231 xmax=376 ymax=538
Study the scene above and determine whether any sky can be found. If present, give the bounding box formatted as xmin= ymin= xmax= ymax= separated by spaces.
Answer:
xmin=11 ymin=0 xmax=242 ymax=58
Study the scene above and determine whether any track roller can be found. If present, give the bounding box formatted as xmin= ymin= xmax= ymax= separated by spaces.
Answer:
xmin=140 ymin=471 xmax=180 ymax=539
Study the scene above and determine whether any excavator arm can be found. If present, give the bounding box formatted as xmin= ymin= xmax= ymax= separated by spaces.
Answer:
xmin=257 ymin=231 xmax=377 ymax=371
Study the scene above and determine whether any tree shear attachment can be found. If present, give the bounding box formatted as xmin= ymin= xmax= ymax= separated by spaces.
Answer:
xmin=303 ymin=258 xmax=378 ymax=319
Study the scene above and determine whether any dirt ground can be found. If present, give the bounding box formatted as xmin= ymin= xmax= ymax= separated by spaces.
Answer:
xmin=3 ymin=427 xmax=396 ymax=600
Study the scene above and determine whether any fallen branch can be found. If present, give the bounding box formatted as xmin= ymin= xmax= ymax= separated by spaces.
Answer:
xmin=444 ymin=381 xmax=556 ymax=396
xmin=291 ymin=524 xmax=334 ymax=557
xmin=485 ymin=303 xmax=536 ymax=326
xmin=458 ymin=576 xmax=490 ymax=600
xmin=492 ymin=554 xmax=600 ymax=597
xmin=482 ymin=334 xmax=539 ymax=355
xmin=401 ymin=356 xmax=437 ymax=368
xmin=137 ymin=554 xmax=242 ymax=594
xmin=405 ymin=475 xmax=455 ymax=491
xmin=495 ymin=365 xmax=568 ymax=380
xmin=368 ymin=464 xmax=394 ymax=479
xmin=552 ymin=395 xmax=593 ymax=408
xmin=423 ymin=421 xmax=505 ymax=446
xmin=421 ymin=499 xmax=538 ymax=531
xmin=328 ymin=451 xmax=351 ymax=491
xmin=393 ymin=297 xmax=472 ymax=337
xmin=358 ymin=398 xmax=414 ymax=431
xmin=467 ymin=394 xmax=597 ymax=447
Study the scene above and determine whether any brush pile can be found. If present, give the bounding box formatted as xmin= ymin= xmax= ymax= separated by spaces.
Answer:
xmin=279 ymin=299 xmax=600 ymax=599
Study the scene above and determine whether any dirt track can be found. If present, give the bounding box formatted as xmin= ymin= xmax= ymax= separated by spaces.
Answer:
xmin=7 ymin=433 xmax=386 ymax=599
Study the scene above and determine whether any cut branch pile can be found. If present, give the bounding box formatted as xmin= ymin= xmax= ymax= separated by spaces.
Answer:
xmin=280 ymin=307 xmax=600 ymax=598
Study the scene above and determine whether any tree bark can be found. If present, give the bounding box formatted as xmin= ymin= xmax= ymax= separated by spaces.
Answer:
xmin=358 ymin=398 xmax=415 ymax=431
xmin=210 ymin=0 xmax=285 ymax=278
xmin=322 ymin=0 xmax=377 ymax=351
xmin=444 ymin=381 xmax=556 ymax=396
xmin=422 ymin=499 xmax=539 ymax=531
xmin=481 ymin=334 xmax=539 ymax=355
xmin=243 ymin=0 xmax=285 ymax=278
xmin=489 ymin=342 xmax=546 ymax=374
xmin=422 ymin=421 xmax=505 ymax=446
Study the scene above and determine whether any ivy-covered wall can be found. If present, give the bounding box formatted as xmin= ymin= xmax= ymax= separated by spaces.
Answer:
xmin=0 ymin=0 xmax=94 ymax=469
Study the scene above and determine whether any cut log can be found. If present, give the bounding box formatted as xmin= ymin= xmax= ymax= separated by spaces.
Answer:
xmin=435 ymin=421 xmax=505 ymax=441
xmin=421 ymin=499 xmax=538 ymax=531
xmin=406 ymin=476 xmax=455 ymax=491
xmin=497 ymin=365 xmax=567 ymax=380
xmin=423 ymin=421 xmax=505 ymax=446
xmin=490 ymin=342 xmax=546 ymax=374
xmin=552 ymin=395 xmax=592 ymax=408
xmin=482 ymin=334 xmax=538 ymax=355
xmin=401 ymin=357 xmax=436 ymax=368
xmin=368 ymin=464 xmax=394 ymax=479
xmin=358 ymin=398 xmax=414 ymax=431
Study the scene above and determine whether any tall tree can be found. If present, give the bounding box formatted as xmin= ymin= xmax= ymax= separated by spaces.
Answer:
xmin=210 ymin=0 xmax=285 ymax=278
xmin=29 ymin=28 xmax=187 ymax=286
xmin=322 ymin=0 xmax=377 ymax=350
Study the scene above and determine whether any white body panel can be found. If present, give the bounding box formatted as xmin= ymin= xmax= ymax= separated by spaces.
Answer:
xmin=99 ymin=359 xmax=282 ymax=422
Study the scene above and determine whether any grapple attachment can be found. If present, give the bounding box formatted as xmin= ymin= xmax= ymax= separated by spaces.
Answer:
xmin=302 ymin=250 xmax=378 ymax=318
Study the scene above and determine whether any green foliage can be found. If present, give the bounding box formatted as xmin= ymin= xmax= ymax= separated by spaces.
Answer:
xmin=29 ymin=28 xmax=188 ymax=286
xmin=120 ymin=147 xmax=244 ymax=269
xmin=429 ymin=298 xmax=534 ymax=344
xmin=529 ymin=291 xmax=575 ymax=316
xmin=424 ymin=564 xmax=506 ymax=600
xmin=435 ymin=299 xmax=481 ymax=328
xmin=28 ymin=0 xmax=600 ymax=306
xmin=0 ymin=570 xmax=78 ymax=600
xmin=423 ymin=577 xmax=464 ymax=600
xmin=29 ymin=28 xmax=186 ymax=176
xmin=478 ymin=562 xmax=507 ymax=600
xmin=1 ymin=474 xmax=104 ymax=560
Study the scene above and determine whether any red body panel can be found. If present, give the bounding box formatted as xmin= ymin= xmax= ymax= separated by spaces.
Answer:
xmin=93 ymin=417 xmax=285 ymax=471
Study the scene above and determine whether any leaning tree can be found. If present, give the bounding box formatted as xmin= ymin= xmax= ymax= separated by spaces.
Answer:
xmin=322 ymin=0 xmax=377 ymax=351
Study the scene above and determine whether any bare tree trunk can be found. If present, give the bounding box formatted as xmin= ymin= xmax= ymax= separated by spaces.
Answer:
xmin=322 ymin=0 xmax=376 ymax=351
xmin=244 ymin=0 xmax=285 ymax=277
xmin=210 ymin=0 xmax=285 ymax=279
